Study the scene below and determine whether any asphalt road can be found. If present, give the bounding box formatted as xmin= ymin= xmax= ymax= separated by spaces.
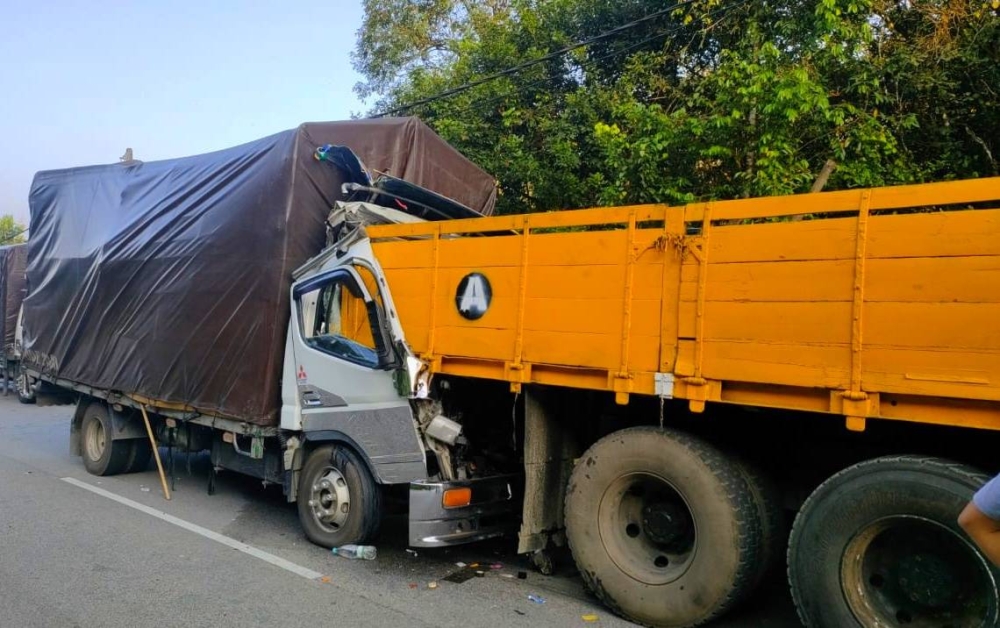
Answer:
xmin=0 ymin=393 xmax=801 ymax=627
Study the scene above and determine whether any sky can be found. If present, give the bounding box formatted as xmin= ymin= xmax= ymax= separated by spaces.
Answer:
xmin=0 ymin=1 xmax=368 ymax=226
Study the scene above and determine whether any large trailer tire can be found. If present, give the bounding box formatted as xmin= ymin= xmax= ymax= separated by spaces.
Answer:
xmin=15 ymin=366 xmax=35 ymax=404
xmin=565 ymin=427 xmax=762 ymax=628
xmin=297 ymin=444 xmax=382 ymax=548
xmin=122 ymin=439 xmax=152 ymax=474
xmin=788 ymin=455 xmax=1000 ymax=627
xmin=736 ymin=458 xmax=785 ymax=600
xmin=80 ymin=402 xmax=131 ymax=476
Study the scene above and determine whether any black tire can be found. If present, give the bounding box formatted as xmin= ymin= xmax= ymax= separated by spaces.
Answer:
xmin=789 ymin=456 xmax=1000 ymax=627
xmin=297 ymin=444 xmax=382 ymax=548
xmin=15 ymin=366 xmax=35 ymax=404
xmin=80 ymin=402 xmax=131 ymax=476
xmin=565 ymin=427 xmax=762 ymax=628
xmin=736 ymin=458 xmax=785 ymax=600
xmin=122 ymin=439 xmax=152 ymax=474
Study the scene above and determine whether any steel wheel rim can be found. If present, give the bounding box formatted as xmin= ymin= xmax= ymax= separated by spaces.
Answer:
xmin=84 ymin=417 xmax=106 ymax=462
xmin=841 ymin=515 xmax=998 ymax=627
xmin=308 ymin=467 xmax=351 ymax=532
xmin=598 ymin=472 xmax=697 ymax=585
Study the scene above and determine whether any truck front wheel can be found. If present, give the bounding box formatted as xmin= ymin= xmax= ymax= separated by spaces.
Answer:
xmin=297 ymin=444 xmax=382 ymax=548
xmin=565 ymin=427 xmax=762 ymax=628
xmin=789 ymin=456 xmax=1000 ymax=627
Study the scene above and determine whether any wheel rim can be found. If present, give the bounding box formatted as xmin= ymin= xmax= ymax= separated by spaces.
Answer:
xmin=84 ymin=417 xmax=106 ymax=462
xmin=842 ymin=515 xmax=998 ymax=627
xmin=307 ymin=467 xmax=351 ymax=532
xmin=598 ymin=472 xmax=697 ymax=585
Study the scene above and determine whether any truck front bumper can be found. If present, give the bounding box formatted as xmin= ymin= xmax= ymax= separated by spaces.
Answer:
xmin=408 ymin=474 xmax=523 ymax=548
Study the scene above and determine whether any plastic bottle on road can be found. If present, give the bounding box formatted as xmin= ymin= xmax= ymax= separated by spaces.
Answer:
xmin=331 ymin=544 xmax=377 ymax=560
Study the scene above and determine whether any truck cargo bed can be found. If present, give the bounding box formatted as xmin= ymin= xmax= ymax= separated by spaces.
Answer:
xmin=370 ymin=177 xmax=1000 ymax=431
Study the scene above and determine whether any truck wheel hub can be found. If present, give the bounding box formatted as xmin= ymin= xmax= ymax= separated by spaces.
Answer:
xmin=642 ymin=502 xmax=690 ymax=549
xmin=309 ymin=467 xmax=351 ymax=531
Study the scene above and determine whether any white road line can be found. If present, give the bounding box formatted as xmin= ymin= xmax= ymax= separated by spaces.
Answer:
xmin=61 ymin=476 xmax=324 ymax=581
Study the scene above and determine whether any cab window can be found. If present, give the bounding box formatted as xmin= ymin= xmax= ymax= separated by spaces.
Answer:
xmin=299 ymin=273 xmax=381 ymax=368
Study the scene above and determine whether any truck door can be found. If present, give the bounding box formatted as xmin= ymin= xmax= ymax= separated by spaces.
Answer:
xmin=288 ymin=261 xmax=424 ymax=484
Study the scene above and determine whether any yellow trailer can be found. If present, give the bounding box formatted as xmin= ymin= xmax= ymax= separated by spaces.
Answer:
xmin=366 ymin=177 xmax=1000 ymax=627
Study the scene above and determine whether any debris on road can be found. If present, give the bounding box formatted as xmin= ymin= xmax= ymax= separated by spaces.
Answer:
xmin=528 ymin=594 xmax=546 ymax=604
xmin=581 ymin=613 xmax=599 ymax=622
xmin=405 ymin=549 xmax=418 ymax=557
xmin=490 ymin=562 xmax=503 ymax=570
xmin=443 ymin=566 xmax=477 ymax=583
xmin=428 ymin=581 xmax=438 ymax=590
xmin=330 ymin=544 xmax=377 ymax=560
xmin=517 ymin=571 xmax=527 ymax=580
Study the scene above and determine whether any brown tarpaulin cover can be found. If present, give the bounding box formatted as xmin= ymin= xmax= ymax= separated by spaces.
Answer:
xmin=1 ymin=244 xmax=27 ymax=354
xmin=23 ymin=118 xmax=496 ymax=425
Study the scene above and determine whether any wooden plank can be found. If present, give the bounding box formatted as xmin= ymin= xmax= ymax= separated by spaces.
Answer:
xmin=868 ymin=209 xmax=1000 ymax=259
xmin=523 ymin=298 xmax=662 ymax=337
xmin=373 ymin=239 xmax=435 ymax=269
xmin=527 ymin=229 xmax=663 ymax=266
xmin=680 ymin=259 xmax=854 ymax=303
xmin=693 ymin=339 xmax=852 ymax=389
xmin=685 ymin=190 xmax=867 ymax=221
xmin=702 ymin=218 xmax=857 ymax=263
xmin=435 ymin=326 xmax=517 ymax=361
xmin=685 ymin=177 xmax=1000 ymax=221
xmin=679 ymin=301 xmax=852 ymax=345
xmin=369 ymin=205 xmax=671 ymax=239
xmin=865 ymin=256 xmax=1000 ymax=303
xmin=436 ymin=235 xmax=524 ymax=268
xmin=524 ymin=263 xmax=664 ymax=300
xmin=864 ymin=302 xmax=1000 ymax=351
xmin=521 ymin=330 xmax=660 ymax=371
xmin=863 ymin=347 xmax=1000 ymax=401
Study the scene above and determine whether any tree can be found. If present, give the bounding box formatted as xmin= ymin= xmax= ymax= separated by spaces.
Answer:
xmin=0 ymin=215 xmax=26 ymax=244
xmin=354 ymin=0 xmax=1000 ymax=214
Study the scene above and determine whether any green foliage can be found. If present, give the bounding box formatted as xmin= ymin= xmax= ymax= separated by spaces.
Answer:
xmin=354 ymin=0 xmax=1000 ymax=213
xmin=0 ymin=215 xmax=26 ymax=244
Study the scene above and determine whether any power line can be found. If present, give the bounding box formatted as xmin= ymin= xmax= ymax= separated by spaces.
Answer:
xmin=374 ymin=0 xmax=698 ymax=117
xmin=410 ymin=0 xmax=749 ymax=118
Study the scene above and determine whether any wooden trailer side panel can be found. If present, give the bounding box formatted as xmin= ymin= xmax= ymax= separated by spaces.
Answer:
xmin=369 ymin=178 xmax=1000 ymax=431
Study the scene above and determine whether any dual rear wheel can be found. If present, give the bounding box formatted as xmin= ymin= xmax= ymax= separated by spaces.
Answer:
xmin=80 ymin=402 xmax=150 ymax=476
xmin=565 ymin=428 xmax=999 ymax=628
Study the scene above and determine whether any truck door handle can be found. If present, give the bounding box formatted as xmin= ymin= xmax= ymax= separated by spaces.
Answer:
xmin=302 ymin=391 xmax=322 ymax=406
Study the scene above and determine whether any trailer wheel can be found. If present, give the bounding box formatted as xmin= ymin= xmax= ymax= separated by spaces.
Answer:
xmin=122 ymin=439 xmax=152 ymax=474
xmin=789 ymin=456 xmax=1000 ymax=627
xmin=15 ymin=366 xmax=35 ymax=404
xmin=297 ymin=444 xmax=382 ymax=548
xmin=737 ymin=458 xmax=785 ymax=599
xmin=80 ymin=403 xmax=131 ymax=476
xmin=565 ymin=427 xmax=761 ymax=628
